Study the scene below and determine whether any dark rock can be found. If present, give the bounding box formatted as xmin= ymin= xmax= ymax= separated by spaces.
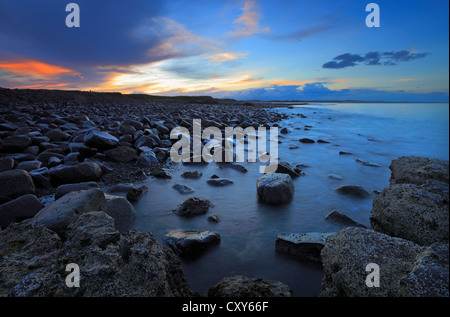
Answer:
xmin=105 ymin=145 xmax=136 ymax=163
xmin=266 ymin=161 xmax=300 ymax=178
xmin=317 ymin=139 xmax=330 ymax=144
xmin=299 ymin=138 xmax=315 ymax=143
xmin=50 ymin=162 xmax=102 ymax=185
xmin=84 ymin=130 xmax=119 ymax=151
xmin=104 ymin=194 xmax=136 ymax=231
xmin=181 ymin=171 xmax=202 ymax=179
xmin=172 ymin=184 xmax=195 ymax=195
xmin=45 ymin=129 xmax=70 ymax=142
xmin=0 ymin=158 xmax=15 ymax=172
xmin=55 ymin=181 xmax=100 ymax=199
xmin=0 ymin=194 xmax=43 ymax=228
xmin=389 ymin=156 xmax=449 ymax=185
xmin=208 ymin=214 xmax=220 ymax=222
xmin=208 ymin=276 xmax=292 ymax=297
xmin=325 ymin=210 xmax=367 ymax=228
xmin=257 ymin=173 xmax=294 ymax=204
xmin=207 ymin=178 xmax=233 ymax=187
xmin=164 ymin=230 xmax=220 ymax=256
xmin=335 ymin=185 xmax=370 ymax=198
xmin=275 ymin=232 xmax=333 ymax=263
xmin=174 ymin=197 xmax=211 ymax=217
xmin=0 ymin=169 xmax=36 ymax=199
xmin=126 ymin=185 xmax=148 ymax=202
xmin=1 ymin=135 xmax=31 ymax=153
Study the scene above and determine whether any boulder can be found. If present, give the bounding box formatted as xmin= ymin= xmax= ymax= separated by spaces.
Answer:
xmin=104 ymin=194 xmax=136 ymax=231
xmin=256 ymin=173 xmax=294 ymax=204
xmin=0 ymin=158 xmax=14 ymax=172
xmin=335 ymin=185 xmax=370 ymax=198
xmin=206 ymin=178 xmax=234 ymax=187
xmin=16 ymin=160 xmax=42 ymax=172
xmin=389 ymin=156 xmax=449 ymax=185
xmin=55 ymin=181 xmax=100 ymax=199
xmin=31 ymin=188 xmax=108 ymax=235
xmin=325 ymin=210 xmax=367 ymax=228
xmin=0 ymin=194 xmax=43 ymax=228
xmin=45 ymin=129 xmax=70 ymax=142
xmin=105 ymin=145 xmax=136 ymax=163
xmin=174 ymin=197 xmax=211 ymax=217
xmin=370 ymin=180 xmax=449 ymax=246
xmin=136 ymin=152 xmax=158 ymax=167
xmin=207 ymin=276 xmax=292 ymax=297
xmin=299 ymin=138 xmax=315 ymax=143
xmin=50 ymin=162 xmax=102 ymax=185
xmin=0 ymin=169 xmax=36 ymax=199
xmin=320 ymin=227 xmax=448 ymax=297
xmin=172 ymin=184 xmax=195 ymax=195
xmin=83 ymin=130 xmax=119 ymax=150
xmin=275 ymin=232 xmax=333 ymax=263
xmin=266 ymin=161 xmax=300 ymax=178
xmin=1 ymin=135 xmax=31 ymax=153
xmin=164 ymin=230 xmax=220 ymax=256
xmin=126 ymin=185 xmax=148 ymax=202
xmin=181 ymin=171 xmax=203 ymax=179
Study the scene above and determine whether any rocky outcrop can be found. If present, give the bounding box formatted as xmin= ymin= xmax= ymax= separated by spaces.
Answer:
xmin=0 ymin=212 xmax=194 ymax=296
xmin=208 ymin=276 xmax=292 ymax=297
xmin=320 ymin=227 xmax=448 ymax=297
xmin=389 ymin=156 xmax=449 ymax=185
xmin=257 ymin=173 xmax=294 ymax=204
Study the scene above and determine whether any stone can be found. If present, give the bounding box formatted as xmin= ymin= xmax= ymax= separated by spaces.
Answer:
xmin=299 ymin=138 xmax=315 ymax=143
xmin=29 ymin=167 xmax=52 ymax=189
xmin=335 ymin=185 xmax=370 ymax=198
xmin=355 ymin=158 xmax=380 ymax=167
xmin=0 ymin=169 xmax=36 ymax=199
xmin=389 ymin=156 xmax=449 ymax=185
xmin=50 ymin=162 xmax=102 ymax=185
xmin=275 ymin=232 xmax=333 ymax=263
xmin=207 ymin=178 xmax=234 ymax=186
xmin=208 ymin=214 xmax=220 ymax=222
xmin=208 ymin=276 xmax=292 ymax=297
xmin=136 ymin=152 xmax=158 ymax=167
xmin=31 ymin=188 xmax=108 ymax=236
xmin=172 ymin=184 xmax=195 ymax=195
xmin=164 ymin=230 xmax=220 ymax=256
xmin=16 ymin=160 xmax=42 ymax=172
xmin=126 ymin=185 xmax=148 ymax=202
xmin=0 ymin=158 xmax=14 ymax=172
xmin=55 ymin=181 xmax=100 ymax=199
xmin=45 ymin=129 xmax=70 ymax=142
xmin=0 ymin=194 xmax=43 ymax=228
xmin=325 ymin=210 xmax=367 ymax=228
xmin=174 ymin=197 xmax=211 ymax=217
xmin=84 ymin=130 xmax=119 ymax=150
xmin=266 ymin=161 xmax=300 ymax=178
xmin=1 ymin=135 xmax=31 ymax=153
xmin=181 ymin=171 xmax=203 ymax=179
xmin=104 ymin=194 xmax=136 ymax=231
xmin=257 ymin=173 xmax=294 ymax=204
xmin=105 ymin=145 xmax=136 ymax=163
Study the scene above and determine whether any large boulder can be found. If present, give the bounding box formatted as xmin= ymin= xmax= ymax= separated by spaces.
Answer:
xmin=320 ymin=227 xmax=449 ymax=297
xmin=104 ymin=194 xmax=136 ymax=231
xmin=0 ymin=213 xmax=194 ymax=296
xmin=164 ymin=230 xmax=220 ymax=256
xmin=265 ymin=161 xmax=300 ymax=178
xmin=105 ymin=145 xmax=136 ymax=163
xmin=208 ymin=276 xmax=292 ymax=297
xmin=370 ymin=180 xmax=449 ymax=246
xmin=389 ymin=156 xmax=449 ymax=185
xmin=0 ymin=169 xmax=36 ymax=199
xmin=31 ymin=188 xmax=108 ymax=235
xmin=256 ymin=173 xmax=294 ymax=204
xmin=0 ymin=194 xmax=43 ymax=228
xmin=83 ymin=130 xmax=119 ymax=151
xmin=50 ymin=162 xmax=102 ymax=185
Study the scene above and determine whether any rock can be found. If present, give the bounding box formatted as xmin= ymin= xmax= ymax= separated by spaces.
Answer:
xmin=45 ymin=129 xmax=70 ymax=142
xmin=135 ymin=135 xmax=159 ymax=149
xmin=208 ymin=214 xmax=220 ymax=222
xmin=172 ymin=184 xmax=195 ymax=195
xmin=108 ymin=183 xmax=135 ymax=194
xmin=0 ymin=217 xmax=194 ymax=296
xmin=299 ymin=138 xmax=315 ymax=144
xmin=317 ymin=139 xmax=330 ymax=144
xmin=370 ymin=180 xmax=449 ymax=246
xmin=389 ymin=156 xmax=449 ymax=185
xmin=181 ymin=171 xmax=203 ymax=179
xmin=136 ymin=152 xmax=158 ymax=167
xmin=208 ymin=276 xmax=292 ymax=297
xmin=174 ymin=197 xmax=211 ymax=217
xmin=328 ymin=174 xmax=343 ymax=180
xmin=207 ymin=178 xmax=234 ymax=187
xmin=229 ymin=163 xmax=248 ymax=173
xmin=266 ymin=161 xmax=300 ymax=178
xmin=1 ymin=135 xmax=31 ymax=153
xmin=126 ymin=185 xmax=148 ymax=202
xmin=50 ymin=162 xmax=102 ymax=185
xmin=84 ymin=130 xmax=119 ymax=150
xmin=164 ymin=230 xmax=220 ymax=256
xmin=275 ymin=232 xmax=333 ymax=263
xmin=280 ymin=127 xmax=290 ymax=134
xmin=355 ymin=158 xmax=380 ymax=167
xmin=55 ymin=181 xmax=100 ymax=199
xmin=15 ymin=160 xmax=42 ymax=172
xmin=31 ymin=188 xmax=108 ymax=236
xmin=0 ymin=169 xmax=36 ymax=199
xmin=339 ymin=151 xmax=353 ymax=155
xmin=104 ymin=194 xmax=136 ymax=231
xmin=105 ymin=145 xmax=136 ymax=163
xmin=0 ymin=158 xmax=14 ymax=172
xmin=149 ymin=166 xmax=172 ymax=179
xmin=29 ymin=167 xmax=52 ymax=189
xmin=0 ymin=194 xmax=43 ymax=228
xmin=325 ymin=210 xmax=367 ymax=228
xmin=320 ymin=227 xmax=448 ymax=297
xmin=79 ymin=146 xmax=97 ymax=158
xmin=256 ymin=173 xmax=294 ymax=204
xmin=335 ymin=185 xmax=369 ymax=198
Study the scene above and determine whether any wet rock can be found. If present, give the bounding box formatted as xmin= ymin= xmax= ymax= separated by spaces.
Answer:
xmin=174 ymin=197 xmax=211 ymax=217
xmin=335 ymin=185 xmax=369 ymax=198
xmin=31 ymin=188 xmax=108 ymax=236
xmin=55 ymin=181 xmax=100 ymax=199
xmin=275 ymin=232 xmax=333 ymax=263
xmin=257 ymin=173 xmax=294 ymax=204
xmin=45 ymin=129 xmax=70 ymax=142
xmin=328 ymin=174 xmax=343 ymax=180
xmin=280 ymin=127 xmax=290 ymax=134
xmin=355 ymin=158 xmax=380 ymax=167
xmin=0 ymin=158 xmax=14 ymax=172
xmin=317 ymin=139 xmax=330 ymax=144
xmin=208 ymin=214 xmax=220 ymax=222
xmin=104 ymin=194 xmax=136 ymax=231
xmin=135 ymin=135 xmax=159 ymax=149
xmin=173 ymin=184 xmax=195 ymax=195
xmin=370 ymin=180 xmax=449 ymax=246
xmin=105 ymin=145 xmax=136 ymax=163
xmin=84 ymin=130 xmax=119 ymax=150
xmin=0 ymin=194 xmax=43 ymax=228
xmin=229 ymin=163 xmax=248 ymax=173
xmin=78 ymin=146 xmax=97 ymax=158
xmin=136 ymin=151 xmax=158 ymax=167
xmin=339 ymin=151 xmax=353 ymax=155
xmin=0 ymin=169 xmax=36 ymax=199
xmin=207 ymin=178 xmax=234 ymax=187
xmin=389 ymin=156 xmax=449 ymax=185
xmin=29 ymin=167 xmax=52 ymax=189
xmin=149 ymin=166 xmax=172 ymax=179
xmin=1 ymin=135 xmax=31 ymax=153
xmin=299 ymin=138 xmax=315 ymax=144
xmin=50 ymin=162 xmax=102 ymax=185
xmin=325 ymin=210 xmax=367 ymax=228
xmin=15 ymin=160 xmax=42 ymax=172
xmin=266 ymin=161 xmax=300 ymax=178
xmin=320 ymin=227 xmax=448 ymax=297
xmin=108 ymin=183 xmax=135 ymax=194
xmin=126 ymin=185 xmax=148 ymax=202
xmin=181 ymin=171 xmax=203 ymax=179
xmin=164 ymin=230 xmax=220 ymax=256
xmin=208 ymin=276 xmax=292 ymax=297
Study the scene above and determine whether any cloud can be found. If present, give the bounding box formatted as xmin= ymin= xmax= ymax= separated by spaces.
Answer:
xmin=0 ymin=59 xmax=80 ymax=79
xmin=207 ymin=52 xmax=247 ymax=64
xmin=230 ymin=0 xmax=269 ymax=37
xmin=323 ymin=50 xmax=429 ymax=69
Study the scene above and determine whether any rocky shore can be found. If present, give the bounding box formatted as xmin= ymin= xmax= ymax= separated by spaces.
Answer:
xmin=0 ymin=88 xmax=448 ymax=297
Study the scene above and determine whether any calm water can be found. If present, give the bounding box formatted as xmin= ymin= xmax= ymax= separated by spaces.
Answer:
xmin=130 ymin=103 xmax=449 ymax=296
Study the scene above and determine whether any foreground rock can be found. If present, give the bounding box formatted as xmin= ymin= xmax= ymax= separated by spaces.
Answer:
xmin=389 ymin=156 xmax=449 ymax=185
xmin=257 ymin=173 xmax=294 ymax=204
xmin=320 ymin=227 xmax=449 ymax=297
xmin=104 ymin=194 xmax=136 ymax=232
xmin=50 ymin=162 xmax=102 ymax=186
xmin=55 ymin=181 xmax=100 ymax=199
xmin=0 ymin=169 xmax=36 ymax=199
xmin=0 ymin=194 xmax=43 ymax=228
xmin=0 ymin=212 xmax=194 ymax=296
xmin=208 ymin=276 xmax=292 ymax=297
xmin=164 ymin=230 xmax=220 ymax=256
xmin=275 ymin=232 xmax=333 ymax=263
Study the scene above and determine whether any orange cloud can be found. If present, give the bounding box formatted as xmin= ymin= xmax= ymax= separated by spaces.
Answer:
xmin=231 ymin=0 xmax=270 ymax=37
xmin=0 ymin=59 xmax=80 ymax=79
xmin=394 ymin=78 xmax=418 ymax=82
xmin=207 ymin=52 xmax=247 ymax=64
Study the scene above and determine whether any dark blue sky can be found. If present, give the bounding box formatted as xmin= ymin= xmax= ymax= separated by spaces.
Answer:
xmin=0 ymin=0 xmax=448 ymax=101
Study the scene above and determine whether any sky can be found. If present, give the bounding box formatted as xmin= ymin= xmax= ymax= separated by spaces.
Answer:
xmin=0 ymin=0 xmax=448 ymax=101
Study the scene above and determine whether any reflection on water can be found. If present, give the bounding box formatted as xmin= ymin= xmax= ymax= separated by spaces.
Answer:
xmin=131 ymin=103 xmax=449 ymax=296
